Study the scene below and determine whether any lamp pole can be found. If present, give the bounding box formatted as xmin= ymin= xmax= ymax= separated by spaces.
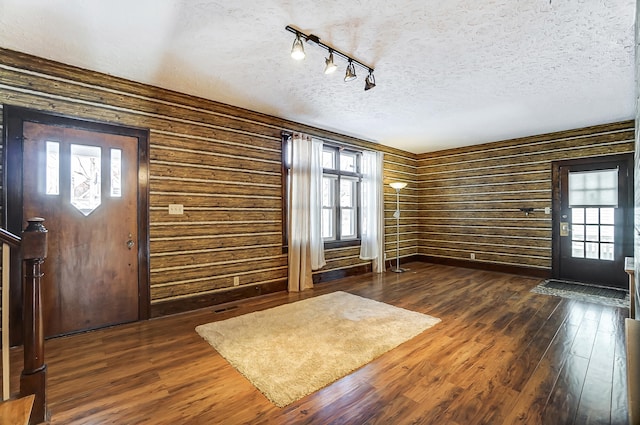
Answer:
xmin=389 ymin=182 xmax=407 ymax=273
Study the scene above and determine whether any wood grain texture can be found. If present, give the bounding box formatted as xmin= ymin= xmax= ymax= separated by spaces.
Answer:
xmin=417 ymin=122 xmax=634 ymax=270
xmin=0 ymin=48 xmax=420 ymax=313
xmin=0 ymin=394 xmax=33 ymax=425
xmin=0 ymin=261 xmax=628 ymax=424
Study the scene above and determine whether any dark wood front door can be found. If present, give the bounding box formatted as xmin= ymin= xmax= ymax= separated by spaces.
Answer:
xmin=553 ymin=154 xmax=633 ymax=289
xmin=23 ymin=122 xmax=140 ymax=337
xmin=5 ymin=107 xmax=150 ymax=341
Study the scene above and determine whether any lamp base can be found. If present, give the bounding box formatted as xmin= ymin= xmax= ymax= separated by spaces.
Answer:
xmin=391 ymin=267 xmax=408 ymax=273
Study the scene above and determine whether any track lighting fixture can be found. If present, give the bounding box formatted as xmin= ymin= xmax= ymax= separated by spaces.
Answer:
xmin=364 ymin=70 xmax=376 ymax=91
xmin=324 ymin=51 xmax=337 ymax=74
xmin=291 ymin=33 xmax=305 ymax=60
xmin=286 ymin=25 xmax=376 ymax=91
xmin=344 ymin=60 xmax=357 ymax=82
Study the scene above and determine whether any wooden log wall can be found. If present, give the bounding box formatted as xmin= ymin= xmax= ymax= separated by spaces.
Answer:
xmin=0 ymin=48 xmax=418 ymax=316
xmin=416 ymin=121 xmax=635 ymax=273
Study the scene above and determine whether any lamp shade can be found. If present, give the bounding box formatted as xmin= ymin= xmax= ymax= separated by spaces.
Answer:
xmin=344 ymin=61 xmax=357 ymax=82
xmin=364 ymin=72 xmax=376 ymax=91
xmin=291 ymin=34 xmax=305 ymax=60
xmin=324 ymin=52 xmax=338 ymax=74
xmin=389 ymin=182 xmax=407 ymax=190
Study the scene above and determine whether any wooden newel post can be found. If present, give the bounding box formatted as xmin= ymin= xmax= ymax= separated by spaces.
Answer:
xmin=20 ymin=217 xmax=48 ymax=425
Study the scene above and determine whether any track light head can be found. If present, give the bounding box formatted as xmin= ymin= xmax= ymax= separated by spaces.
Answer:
xmin=364 ymin=70 xmax=376 ymax=91
xmin=344 ymin=61 xmax=357 ymax=82
xmin=285 ymin=25 xmax=376 ymax=89
xmin=291 ymin=33 xmax=305 ymax=60
xmin=324 ymin=51 xmax=337 ymax=74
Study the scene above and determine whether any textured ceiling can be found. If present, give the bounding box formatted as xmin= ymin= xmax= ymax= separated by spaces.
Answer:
xmin=0 ymin=0 xmax=636 ymax=153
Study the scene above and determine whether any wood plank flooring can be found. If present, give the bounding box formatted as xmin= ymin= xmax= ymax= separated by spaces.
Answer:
xmin=3 ymin=262 xmax=630 ymax=424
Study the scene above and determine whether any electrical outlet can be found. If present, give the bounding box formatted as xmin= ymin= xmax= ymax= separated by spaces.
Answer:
xmin=544 ymin=207 xmax=551 ymax=215
xmin=168 ymin=204 xmax=183 ymax=215
xmin=233 ymin=276 xmax=240 ymax=286
xmin=470 ymin=253 xmax=476 ymax=260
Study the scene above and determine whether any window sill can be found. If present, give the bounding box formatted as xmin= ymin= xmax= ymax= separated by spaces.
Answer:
xmin=324 ymin=239 xmax=361 ymax=249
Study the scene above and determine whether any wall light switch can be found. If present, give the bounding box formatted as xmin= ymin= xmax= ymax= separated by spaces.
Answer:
xmin=168 ymin=204 xmax=184 ymax=215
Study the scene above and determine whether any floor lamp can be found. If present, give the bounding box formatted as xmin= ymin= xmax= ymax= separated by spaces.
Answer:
xmin=389 ymin=182 xmax=407 ymax=273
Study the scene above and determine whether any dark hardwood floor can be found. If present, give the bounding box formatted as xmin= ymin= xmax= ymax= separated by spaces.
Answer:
xmin=5 ymin=262 xmax=630 ymax=424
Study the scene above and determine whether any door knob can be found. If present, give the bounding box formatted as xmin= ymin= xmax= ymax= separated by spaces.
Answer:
xmin=127 ymin=239 xmax=134 ymax=249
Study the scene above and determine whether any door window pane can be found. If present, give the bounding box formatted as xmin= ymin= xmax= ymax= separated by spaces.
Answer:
xmin=571 ymin=225 xmax=584 ymax=241
xmin=600 ymin=243 xmax=614 ymax=261
xmin=70 ymin=144 xmax=101 ymax=216
xmin=585 ymin=242 xmax=599 ymax=259
xmin=585 ymin=208 xmax=599 ymax=224
xmin=568 ymin=168 xmax=618 ymax=207
xmin=585 ymin=225 xmax=599 ymax=242
xmin=600 ymin=225 xmax=614 ymax=243
xmin=572 ymin=208 xmax=584 ymax=224
xmin=571 ymin=206 xmax=617 ymax=261
xmin=572 ymin=241 xmax=584 ymax=258
xmin=45 ymin=141 xmax=60 ymax=195
xmin=110 ymin=149 xmax=122 ymax=197
xmin=601 ymin=208 xmax=614 ymax=225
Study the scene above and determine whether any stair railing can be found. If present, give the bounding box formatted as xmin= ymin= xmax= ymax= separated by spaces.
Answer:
xmin=0 ymin=226 xmax=20 ymax=401
xmin=0 ymin=218 xmax=49 ymax=424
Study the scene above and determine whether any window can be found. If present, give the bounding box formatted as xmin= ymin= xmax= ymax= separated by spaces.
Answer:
xmin=570 ymin=207 xmax=615 ymax=261
xmin=282 ymin=136 xmax=362 ymax=247
xmin=321 ymin=145 xmax=362 ymax=242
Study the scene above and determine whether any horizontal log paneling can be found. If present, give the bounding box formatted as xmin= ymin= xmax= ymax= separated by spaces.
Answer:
xmin=417 ymin=121 xmax=634 ymax=271
xmin=150 ymin=163 xmax=282 ymax=186
xmin=150 ymin=193 xmax=279 ymax=208
xmin=0 ymin=48 xmax=419 ymax=316
xmin=149 ymin=209 xmax=282 ymax=224
xmin=150 ymin=233 xmax=282 ymax=252
xmin=7 ymin=47 xmax=630 ymax=313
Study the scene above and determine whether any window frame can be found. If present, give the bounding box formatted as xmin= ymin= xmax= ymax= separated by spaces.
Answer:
xmin=281 ymin=134 xmax=363 ymax=250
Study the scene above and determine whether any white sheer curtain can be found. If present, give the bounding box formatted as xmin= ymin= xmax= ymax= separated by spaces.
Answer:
xmin=359 ymin=150 xmax=385 ymax=272
xmin=288 ymin=133 xmax=326 ymax=292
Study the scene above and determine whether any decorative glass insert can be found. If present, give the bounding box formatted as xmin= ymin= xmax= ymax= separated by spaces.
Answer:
xmin=70 ymin=144 xmax=101 ymax=216
xmin=570 ymin=207 xmax=615 ymax=261
xmin=110 ymin=149 xmax=122 ymax=197
xmin=568 ymin=168 xmax=618 ymax=207
xmin=45 ymin=141 xmax=60 ymax=195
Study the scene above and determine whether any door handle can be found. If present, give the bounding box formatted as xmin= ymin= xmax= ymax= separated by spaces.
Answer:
xmin=127 ymin=239 xmax=134 ymax=250
xmin=560 ymin=222 xmax=570 ymax=237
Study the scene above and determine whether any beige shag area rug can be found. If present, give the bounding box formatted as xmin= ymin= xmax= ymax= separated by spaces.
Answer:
xmin=195 ymin=291 xmax=441 ymax=407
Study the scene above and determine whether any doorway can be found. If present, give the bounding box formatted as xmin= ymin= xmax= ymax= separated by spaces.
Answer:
xmin=4 ymin=107 xmax=150 ymax=341
xmin=552 ymin=154 xmax=633 ymax=289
